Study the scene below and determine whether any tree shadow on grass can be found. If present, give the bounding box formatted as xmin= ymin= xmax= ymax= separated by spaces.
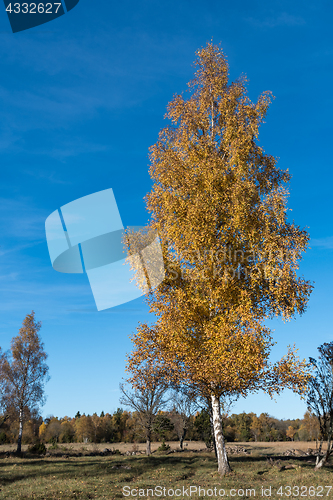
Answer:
xmin=0 ymin=454 xmax=207 ymax=486
xmin=2 ymin=452 xmax=331 ymax=488
xmin=229 ymin=454 xmax=333 ymax=473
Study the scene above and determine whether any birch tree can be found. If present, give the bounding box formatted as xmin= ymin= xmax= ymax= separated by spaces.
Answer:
xmin=127 ymin=43 xmax=312 ymax=475
xmin=0 ymin=311 xmax=49 ymax=453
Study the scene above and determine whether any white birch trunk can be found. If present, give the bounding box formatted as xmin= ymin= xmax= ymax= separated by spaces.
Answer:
xmin=316 ymin=439 xmax=323 ymax=466
xmin=211 ymin=393 xmax=231 ymax=475
xmin=208 ymin=404 xmax=217 ymax=458
xmin=315 ymin=436 xmax=332 ymax=470
xmin=17 ymin=408 xmax=23 ymax=454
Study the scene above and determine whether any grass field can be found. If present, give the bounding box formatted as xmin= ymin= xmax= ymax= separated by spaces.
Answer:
xmin=0 ymin=442 xmax=332 ymax=500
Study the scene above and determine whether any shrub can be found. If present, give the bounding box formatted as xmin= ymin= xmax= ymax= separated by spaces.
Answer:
xmin=157 ymin=441 xmax=170 ymax=452
xmin=0 ymin=431 xmax=7 ymax=444
xmin=28 ymin=442 xmax=47 ymax=455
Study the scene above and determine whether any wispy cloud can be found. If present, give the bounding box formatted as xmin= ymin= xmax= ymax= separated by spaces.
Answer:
xmin=0 ymin=29 xmax=194 ymax=153
xmin=0 ymin=277 xmax=93 ymax=317
xmin=310 ymin=237 xmax=333 ymax=249
xmin=0 ymin=197 xmax=45 ymax=240
xmin=0 ymin=86 xmax=105 ymax=127
xmin=22 ymin=169 xmax=71 ymax=184
xmin=0 ymin=272 xmax=20 ymax=281
xmin=0 ymin=240 xmax=45 ymax=257
xmin=246 ymin=12 xmax=306 ymax=29
xmin=39 ymin=140 xmax=109 ymax=161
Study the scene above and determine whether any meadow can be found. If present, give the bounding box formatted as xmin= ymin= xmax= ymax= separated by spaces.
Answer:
xmin=0 ymin=442 xmax=333 ymax=499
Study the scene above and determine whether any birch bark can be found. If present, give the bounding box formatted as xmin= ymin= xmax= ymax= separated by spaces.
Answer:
xmin=17 ymin=408 xmax=23 ymax=453
xmin=211 ymin=393 xmax=231 ymax=475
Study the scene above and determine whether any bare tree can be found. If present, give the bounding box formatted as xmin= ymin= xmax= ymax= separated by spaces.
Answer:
xmin=119 ymin=370 xmax=169 ymax=455
xmin=307 ymin=341 xmax=333 ymax=469
xmin=0 ymin=311 xmax=49 ymax=453
xmin=170 ymin=388 xmax=199 ymax=449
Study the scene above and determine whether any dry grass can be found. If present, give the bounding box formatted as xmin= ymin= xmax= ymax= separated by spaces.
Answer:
xmin=0 ymin=441 xmax=207 ymax=454
xmin=0 ymin=440 xmax=323 ymax=454
xmin=229 ymin=441 xmax=325 ymax=455
xmin=0 ymin=442 xmax=332 ymax=499
xmin=0 ymin=448 xmax=331 ymax=500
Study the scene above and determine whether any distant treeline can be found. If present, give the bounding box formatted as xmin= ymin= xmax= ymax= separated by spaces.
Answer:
xmin=0 ymin=408 xmax=319 ymax=446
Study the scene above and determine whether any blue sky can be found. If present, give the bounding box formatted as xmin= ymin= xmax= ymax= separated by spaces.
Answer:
xmin=0 ymin=0 xmax=332 ymax=421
